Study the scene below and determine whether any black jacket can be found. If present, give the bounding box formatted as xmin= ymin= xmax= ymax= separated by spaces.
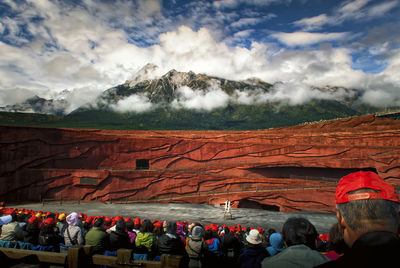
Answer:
xmin=315 ymin=231 xmax=400 ymax=267
xmin=158 ymin=233 xmax=186 ymax=256
xmin=238 ymin=244 xmax=269 ymax=268
xmin=109 ymin=230 xmax=131 ymax=251
xmin=23 ymin=223 xmax=40 ymax=245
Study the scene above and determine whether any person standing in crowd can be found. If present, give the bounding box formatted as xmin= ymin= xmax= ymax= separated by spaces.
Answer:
xmin=261 ymin=217 xmax=329 ymax=267
xmin=85 ymin=217 xmax=109 ymax=254
xmin=64 ymin=212 xmax=84 ymax=246
xmin=316 ymin=171 xmax=400 ymax=267
xmin=238 ymin=229 xmax=269 ymax=268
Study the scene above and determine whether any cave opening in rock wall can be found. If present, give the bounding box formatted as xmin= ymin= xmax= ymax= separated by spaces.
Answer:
xmin=237 ymin=198 xmax=280 ymax=211
xmin=247 ymin=166 xmax=377 ymax=181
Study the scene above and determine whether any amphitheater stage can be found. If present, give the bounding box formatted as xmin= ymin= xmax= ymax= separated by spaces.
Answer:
xmin=9 ymin=202 xmax=337 ymax=234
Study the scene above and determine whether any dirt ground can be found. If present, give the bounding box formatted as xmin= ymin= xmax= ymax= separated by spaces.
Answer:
xmin=9 ymin=202 xmax=337 ymax=234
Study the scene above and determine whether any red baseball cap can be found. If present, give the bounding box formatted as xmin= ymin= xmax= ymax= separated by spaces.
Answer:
xmin=335 ymin=171 xmax=399 ymax=204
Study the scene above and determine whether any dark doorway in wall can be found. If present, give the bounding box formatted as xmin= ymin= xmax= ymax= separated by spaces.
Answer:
xmin=238 ymin=198 xmax=280 ymax=211
xmin=136 ymin=159 xmax=149 ymax=170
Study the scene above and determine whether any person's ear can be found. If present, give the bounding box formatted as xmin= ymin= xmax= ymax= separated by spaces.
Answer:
xmin=336 ymin=210 xmax=345 ymax=233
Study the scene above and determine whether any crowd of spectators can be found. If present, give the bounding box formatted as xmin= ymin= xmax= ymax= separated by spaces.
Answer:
xmin=0 ymin=171 xmax=399 ymax=267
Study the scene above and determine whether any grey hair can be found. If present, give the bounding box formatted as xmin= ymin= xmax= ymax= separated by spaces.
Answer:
xmin=336 ymin=189 xmax=399 ymax=232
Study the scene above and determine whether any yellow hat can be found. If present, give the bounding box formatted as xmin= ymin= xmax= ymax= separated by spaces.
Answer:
xmin=58 ymin=213 xmax=66 ymax=221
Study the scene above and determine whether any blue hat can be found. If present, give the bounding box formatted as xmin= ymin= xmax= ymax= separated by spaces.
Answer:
xmin=267 ymin=233 xmax=285 ymax=256
xmin=0 ymin=215 xmax=12 ymax=226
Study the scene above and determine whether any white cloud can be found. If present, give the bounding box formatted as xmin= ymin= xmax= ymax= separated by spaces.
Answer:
xmin=294 ymin=0 xmax=398 ymax=31
xmin=367 ymin=1 xmax=398 ymax=17
xmin=271 ymin=32 xmax=350 ymax=46
xmin=293 ymin=14 xmax=330 ymax=31
xmin=171 ymin=81 xmax=230 ymax=111
xmin=110 ymin=93 xmax=154 ymax=113
xmin=0 ymin=0 xmax=399 ymax=112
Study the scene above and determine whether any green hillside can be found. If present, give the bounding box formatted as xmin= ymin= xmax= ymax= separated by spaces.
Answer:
xmin=0 ymin=99 xmax=369 ymax=130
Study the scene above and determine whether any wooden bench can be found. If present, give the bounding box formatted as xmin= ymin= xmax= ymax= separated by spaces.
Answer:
xmin=0 ymin=246 xmax=182 ymax=267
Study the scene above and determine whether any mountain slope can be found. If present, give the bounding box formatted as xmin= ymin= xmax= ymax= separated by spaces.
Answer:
xmin=0 ymin=66 xmax=390 ymax=130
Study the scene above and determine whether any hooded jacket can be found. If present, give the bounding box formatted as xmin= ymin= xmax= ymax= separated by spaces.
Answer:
xmin=64 ymin=212 xmax=84 ymax=246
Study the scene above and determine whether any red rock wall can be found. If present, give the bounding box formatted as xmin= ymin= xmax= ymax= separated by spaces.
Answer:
xmin=1 ymin=114 xmax=400 ymax=212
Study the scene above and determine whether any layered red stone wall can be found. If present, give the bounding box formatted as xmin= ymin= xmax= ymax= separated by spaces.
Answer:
xmin=1 ymin=114 xmax=400 ymax=212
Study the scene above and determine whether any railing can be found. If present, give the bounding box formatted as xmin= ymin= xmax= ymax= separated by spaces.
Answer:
xmin=0 ymin=245 xmax=182 ymax=268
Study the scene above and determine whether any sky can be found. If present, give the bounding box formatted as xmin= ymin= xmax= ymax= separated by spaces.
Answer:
xmin=0 ymin=0 xmax=400 ymax=113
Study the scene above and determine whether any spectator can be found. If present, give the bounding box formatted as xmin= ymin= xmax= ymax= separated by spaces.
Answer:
xmin=133 ymin=217 xmax=141 ymax=234
xmin=125 ymin=220 xmax=137 ymax=245
xmin=135 ymin=219 xmax=155 ymax=252
xmin=266 ymin=233 xmax=285 ymax=257
xmin=0 ymin=213 xmax=23 ymax=241
xmin=324 ymin=223 xmax=347 ymax=260
xmin=23 ymin=216 xmax=41 ymax=245
xmin=85 ymin=217 xmax=109 ymax=254
xmin=108 ymin=219 xmax=131 ymax=251
xmin=316 ymin=171 xmax=400 ymax=267
xmin=158 ymin=221 xmax=187 ymax=256
xmin=261 ymin=217 xmax=329 ymax=268
xmin=238 ymin=229 xmax=269 ymax=268
xmin=56 ymin=213 xmax=67 ymax=236
xmin=176 ymin=222 xmax=187 ymax=246
xmin=38 ymin=217 xmax=63 ymax=251
xmin=186 ymin=225 xmax=208 ymax=268
xmin=64 ymin=212 xmax=84 ymax=246
xmin=204 ymin=229 xmax=222 ymax=256
xmin=221 ymin=226 xmax=242 ymax=265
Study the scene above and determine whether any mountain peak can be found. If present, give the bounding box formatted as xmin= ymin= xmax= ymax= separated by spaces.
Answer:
xmin=126 ymin=63 xmax=162 ymax=87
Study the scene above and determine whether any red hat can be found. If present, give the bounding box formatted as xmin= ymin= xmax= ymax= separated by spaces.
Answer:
xmin=28 ymin=216 xmax=38 ymax=224
xmin=154 ymin=221 xmax=163 ymax=228
xmin=44 ymin=218 xmax=55 ymax=226
xmin=335 ymin=171 xmax=399 ymax=204
xmin=134 ymin=217 xmax=141 ymax=226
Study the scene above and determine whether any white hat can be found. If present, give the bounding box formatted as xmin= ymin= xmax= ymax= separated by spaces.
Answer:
xmin=246 ymin=229 xmax=262 ymax=245
xmin=0 ymin=215 xmax=12 ymax=226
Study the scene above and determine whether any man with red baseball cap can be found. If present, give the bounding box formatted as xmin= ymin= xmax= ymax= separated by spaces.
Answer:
xmin=316 ymin=171 xmax=400 ymax=267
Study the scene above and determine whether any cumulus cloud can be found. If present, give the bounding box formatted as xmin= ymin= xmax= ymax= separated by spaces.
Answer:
xmin=0 ymin=0 xmax=399 ymax=113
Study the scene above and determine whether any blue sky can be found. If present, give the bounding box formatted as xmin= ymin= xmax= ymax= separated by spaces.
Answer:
xmin=0 ymin=0 xmax=400 ymax=111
